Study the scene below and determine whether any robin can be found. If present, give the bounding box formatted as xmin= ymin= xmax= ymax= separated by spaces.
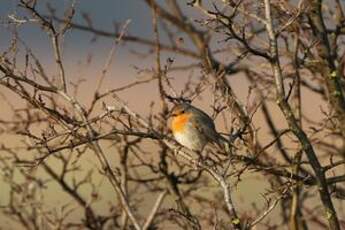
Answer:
xmin=170 ymin=103 xmax=230 ymax=152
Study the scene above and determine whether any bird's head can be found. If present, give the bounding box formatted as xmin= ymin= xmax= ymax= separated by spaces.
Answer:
xmin=170 ymin=103 xmax=192 ymax=117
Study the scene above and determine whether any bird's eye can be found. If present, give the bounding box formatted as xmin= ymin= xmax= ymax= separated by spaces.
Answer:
xmin=180 ymin=110 xmax=185 ymax=114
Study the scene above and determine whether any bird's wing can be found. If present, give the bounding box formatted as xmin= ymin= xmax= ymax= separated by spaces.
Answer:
xmin=192 ymin=115 xmax=219 ymax=143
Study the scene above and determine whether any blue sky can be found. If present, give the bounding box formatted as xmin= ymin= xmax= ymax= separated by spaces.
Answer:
xmin=0 ymin=0 xmax=156 ymax=59
xmin=1 ymin=0 xmax=152 ymax=34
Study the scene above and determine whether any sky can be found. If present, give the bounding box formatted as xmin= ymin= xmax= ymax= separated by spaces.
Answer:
xmin=0 ymin=0 xmax=171 ymax=112
xmin=0 ymin=0 xmax=328 ymax=121
xmin=0 ymin=0 xmax=328 ymax=123
xmin=1 ymin=0 xmax=153 ymax=36
xmin=1 ymin=0 xmax=153 ymax=60
xmin=0 ymin=0 xmax=228 ymax=117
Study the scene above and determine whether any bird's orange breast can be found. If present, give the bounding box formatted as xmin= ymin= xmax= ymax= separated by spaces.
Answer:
xmin=171 ymin=113 xmax=192 ymax=133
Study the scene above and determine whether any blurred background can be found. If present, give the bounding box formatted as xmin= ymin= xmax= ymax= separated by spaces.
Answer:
xmin=0 ymin=0 xmax=344 ymax=229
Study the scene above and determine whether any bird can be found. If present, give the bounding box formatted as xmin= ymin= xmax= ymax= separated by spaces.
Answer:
xmin=170 ymin=103 xmax=230 ymax=152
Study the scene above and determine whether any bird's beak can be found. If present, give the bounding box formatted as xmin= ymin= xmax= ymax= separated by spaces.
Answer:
xmin=168 ymin=110 xmax=175 ymax=118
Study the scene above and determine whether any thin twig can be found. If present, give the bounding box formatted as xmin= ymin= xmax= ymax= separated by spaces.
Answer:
xmin=142 ymin=190 xmax=167 ymax=230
